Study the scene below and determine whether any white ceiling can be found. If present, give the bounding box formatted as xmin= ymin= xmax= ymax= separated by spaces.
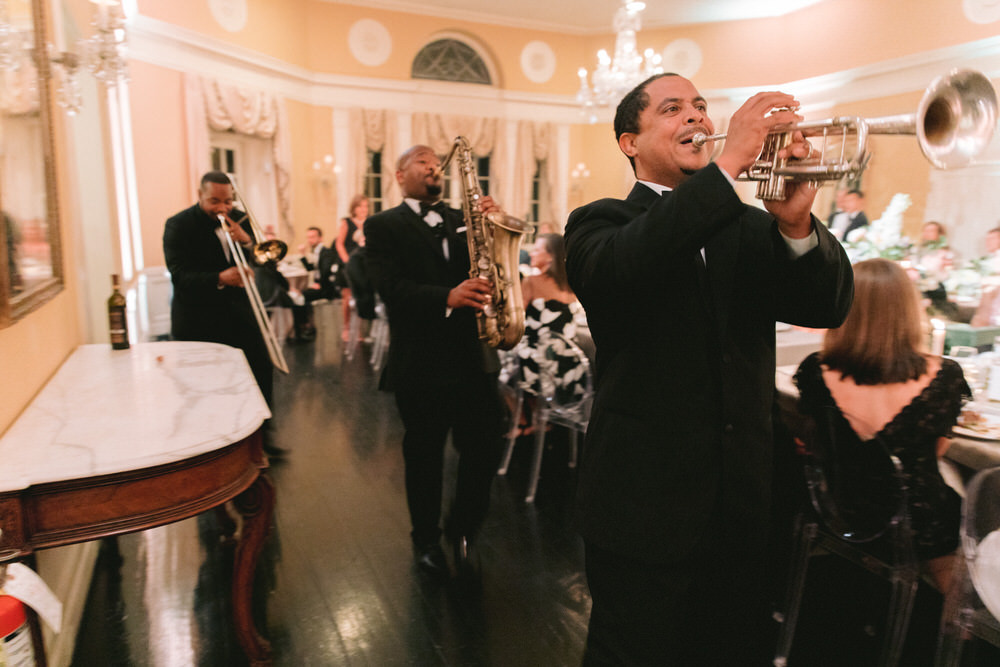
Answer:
xmin=324 ymin=0 xmax=831 ymax=34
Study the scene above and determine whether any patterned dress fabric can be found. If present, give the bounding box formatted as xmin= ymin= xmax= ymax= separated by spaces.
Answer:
xmin=794 ymin=352 xmax=971 ymax=559
xmin=500 ymin=298 xmax=588 ymax=401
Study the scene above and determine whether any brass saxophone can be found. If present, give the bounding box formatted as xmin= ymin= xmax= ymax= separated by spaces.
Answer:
xmin=438 ymin=136 xmax=529 ymax=350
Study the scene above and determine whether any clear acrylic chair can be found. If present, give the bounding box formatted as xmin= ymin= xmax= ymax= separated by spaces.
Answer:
xmin=935 ymin=466 xmax=1000 ymax=665
xmin=774 ymin=405 xmax=919 ymax=667
xmin=496 ymin=348 xmax=524 ymax=477
xmin=524 ymin=331 xmax=593 ymax=503
xmin=368 ymin=299 xmax=390 ymax=373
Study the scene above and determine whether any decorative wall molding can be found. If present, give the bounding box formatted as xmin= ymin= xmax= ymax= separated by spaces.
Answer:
xmin=128 ymin=15 xmax=1000 ymax=124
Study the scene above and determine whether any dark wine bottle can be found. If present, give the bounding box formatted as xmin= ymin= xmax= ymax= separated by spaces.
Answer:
xmin=108 ymin=274 xmax=130 ymax=350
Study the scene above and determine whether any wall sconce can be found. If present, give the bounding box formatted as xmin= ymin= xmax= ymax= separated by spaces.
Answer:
xmin=47 ymin=0 xmax=129 ymax=114
xmin=571 ymin=162 xmax=590 ymax=194
xmin=312 ymin=154 xmax=341 ymax=188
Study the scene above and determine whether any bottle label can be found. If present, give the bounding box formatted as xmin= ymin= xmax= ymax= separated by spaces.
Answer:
xmin=109 ymin=308 xmax=129 ymax=349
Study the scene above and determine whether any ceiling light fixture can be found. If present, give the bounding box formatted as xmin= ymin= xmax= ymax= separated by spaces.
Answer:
xmin=576 ymin=0 xmax=663 ymax=123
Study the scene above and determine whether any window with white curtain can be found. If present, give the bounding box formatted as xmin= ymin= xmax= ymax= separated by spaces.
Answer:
xmin=209 ymin=131 xmax=280 ymax=236
xmin=441 ymin=155 xmax=491 ymax=207
xmin=363 ymin=149 xmax=384 ymax=214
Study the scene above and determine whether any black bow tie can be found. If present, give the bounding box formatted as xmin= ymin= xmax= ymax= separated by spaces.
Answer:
xmin=419 ymin=200 xmax=447 ymax=218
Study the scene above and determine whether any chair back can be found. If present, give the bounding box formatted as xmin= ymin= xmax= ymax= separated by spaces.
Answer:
xmin=801 ymin=404 xmax=907 ymax=543
xmin=935 ymin=466 xmax=1000 ymax=666
xmin=964 ymin=467 xmax=1000 ymax=621
xmin=536 ymin=330 xmax=593 ymax=428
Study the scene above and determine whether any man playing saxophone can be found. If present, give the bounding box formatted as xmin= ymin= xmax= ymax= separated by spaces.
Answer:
xmin=364 ymin=144 xmax=508 ymax=581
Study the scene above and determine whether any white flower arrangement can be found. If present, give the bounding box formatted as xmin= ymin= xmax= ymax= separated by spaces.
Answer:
xmin=842 ymin=192 xmax=914 ymax=262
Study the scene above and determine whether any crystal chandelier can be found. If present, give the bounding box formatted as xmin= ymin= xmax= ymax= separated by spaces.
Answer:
xmin=51 ymin=0 xmax=129 ymax=114
xmin=576 ymin=0 xmax=663 ymax=123
xmin=0 ymin=0 xmax=128 ymax=115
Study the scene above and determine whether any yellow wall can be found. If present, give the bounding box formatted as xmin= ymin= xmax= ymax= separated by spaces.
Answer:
xmin=0 ymin=107 xmax=82 ymax=431
xmin=129 ymin=60 xmax=190 ymax=268
xmin=5 ymin=0 xmax=998 ymax=435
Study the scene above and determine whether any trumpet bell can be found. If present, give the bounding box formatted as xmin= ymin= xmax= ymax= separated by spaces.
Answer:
xmin=918 ymin=68 xmax=998 ymax=170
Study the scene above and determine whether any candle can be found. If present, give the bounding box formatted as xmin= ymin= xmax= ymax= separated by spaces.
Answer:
xmin=932 ymin=328 xmax=946 ymax=356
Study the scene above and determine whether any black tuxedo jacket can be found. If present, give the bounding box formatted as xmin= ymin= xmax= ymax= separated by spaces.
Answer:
xmin=312 ymin=246 xmax=339 ymax=298
xmin=163 ymin=203 xmax=256 ymax=345
xmin=565 ymin=165 xmax=854 ymax=564
xmin=364 ymin=202 xmax=498 ymax=391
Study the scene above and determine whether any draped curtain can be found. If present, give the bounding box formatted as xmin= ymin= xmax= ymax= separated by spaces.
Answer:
xmin=512 ymin=120 xmax=557 ymax=225
xmin=183 ymin=74 xmax=293 ymax=237
xmin=412 ymin=113 xmax=500 ymax=207
xmin=348 ymin=108 xmax=398 ymax=209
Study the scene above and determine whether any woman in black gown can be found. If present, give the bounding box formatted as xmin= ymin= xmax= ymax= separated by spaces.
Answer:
xmin=794 ymin=258 xmax=970 ymax=593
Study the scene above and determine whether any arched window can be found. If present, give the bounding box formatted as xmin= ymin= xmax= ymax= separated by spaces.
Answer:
xmin=411 ymin=39 xmax=492 ymax=85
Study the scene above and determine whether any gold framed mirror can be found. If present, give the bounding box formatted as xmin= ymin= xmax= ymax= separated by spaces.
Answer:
xmin=0 ymin=0 xmax=64 ymax=328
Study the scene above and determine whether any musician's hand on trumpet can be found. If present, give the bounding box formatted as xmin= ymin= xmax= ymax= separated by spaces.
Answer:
xmin=715 ymin=91 xmax=803 ymax=181
xmin=762 ymin=130 xmax=820 ymax=238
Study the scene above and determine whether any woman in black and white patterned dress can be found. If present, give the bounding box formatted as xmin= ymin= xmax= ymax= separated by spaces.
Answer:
xmin=505 ymin=233 xmax=588 ymax=431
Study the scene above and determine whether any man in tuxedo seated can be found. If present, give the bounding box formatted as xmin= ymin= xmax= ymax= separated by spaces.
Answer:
xmin=364 ymin=144 xmax=507 ymax=581
xmin=298 ymin=226 xmax=338 ymax=338
xmin=564 ymin=74 xmax=853 ymax=665
xmin=830 ymin=189 xmax=869 ymax=241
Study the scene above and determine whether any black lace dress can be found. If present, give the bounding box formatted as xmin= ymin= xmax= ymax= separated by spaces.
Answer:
xmin=794 ymin=352 xmax=971 ymax=560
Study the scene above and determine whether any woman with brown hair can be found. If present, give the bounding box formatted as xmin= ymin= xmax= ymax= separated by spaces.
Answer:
xmin=793 ymin=258 xmax=970 ymax=593
xmin=334 ymin=195 xmax=368 ymax=339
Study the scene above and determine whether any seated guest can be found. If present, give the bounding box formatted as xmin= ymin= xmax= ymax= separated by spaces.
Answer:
xmin=915 ymin=221 xmax=959 ymax=319
xmin=345 ymin=226 xmax=377 ymax=334
xmin=255 ymin=259 xmax=310 ymax=341
xmin=794 ymin=258 xmax=970 ymax=594
xmin=300 ymin=226 xmax=339 ymax=302
xmin=915 ymin=221 xmax=955 ymax=276
xmin=830 ymin=189 xmax=868 ymax=242
xmin=980 ymin=226 xmax=1000 ymax=276
xmin=514 ymin=233 xmax=587 ymax=430
xmin=970 ymin=286 xmax=1000 ymax=327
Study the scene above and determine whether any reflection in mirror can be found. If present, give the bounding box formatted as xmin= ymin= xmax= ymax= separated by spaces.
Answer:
xmin=0 ymin=0 xmax=62 ymax=326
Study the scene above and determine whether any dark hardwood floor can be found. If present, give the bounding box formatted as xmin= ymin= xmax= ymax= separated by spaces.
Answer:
xmin=70 ymin=316 xmax=590 ymax=667
xmin=68 ymin=309 xmax=1000 ymax=666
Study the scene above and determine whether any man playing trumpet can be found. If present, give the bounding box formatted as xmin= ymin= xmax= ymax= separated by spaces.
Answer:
xmin=564 ymin=74 xmax=855 ymax=665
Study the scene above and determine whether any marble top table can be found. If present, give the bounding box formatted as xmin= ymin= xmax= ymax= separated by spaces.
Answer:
xmin=0 ymin=342 xmax=270 ymax=491
xmin=0 ymin=341 xmax=275 ymax=665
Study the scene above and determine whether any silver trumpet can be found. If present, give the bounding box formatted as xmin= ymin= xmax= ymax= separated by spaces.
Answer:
xmin=691 ymin=69 xmax=998 ymax=200
xmin=218 ymin=186 xmax=290 ymax=373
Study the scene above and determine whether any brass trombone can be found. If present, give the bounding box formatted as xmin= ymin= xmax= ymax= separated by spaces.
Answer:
xmin=691 ymin=68 xmax=998 ymax=200
xmin=219 ymin=178 xmax=290 ymax=374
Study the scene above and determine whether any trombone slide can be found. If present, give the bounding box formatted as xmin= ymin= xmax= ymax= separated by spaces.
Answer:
xmin=219 ymin=214 xmax=290 ymax=374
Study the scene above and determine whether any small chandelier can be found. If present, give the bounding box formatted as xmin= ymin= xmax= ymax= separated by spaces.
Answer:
xmin=47 ymin=0 xmax=129 ymax=114
xmin=576 ymin=0 xmax=663 ymax=123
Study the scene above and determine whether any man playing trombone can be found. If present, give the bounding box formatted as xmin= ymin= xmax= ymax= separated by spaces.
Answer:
xmin=564 ymin=74 xmax=854 ymax=665
xmin=163 ymin=170 xmax=287 ymax=457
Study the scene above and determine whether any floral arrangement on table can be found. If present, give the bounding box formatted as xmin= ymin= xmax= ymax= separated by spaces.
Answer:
xmin=841 ymin=192 xmax=914 ymax=263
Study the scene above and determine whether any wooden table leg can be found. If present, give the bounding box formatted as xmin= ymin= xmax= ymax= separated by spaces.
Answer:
xmin=231 ymin=472 xmax=275 ymax=666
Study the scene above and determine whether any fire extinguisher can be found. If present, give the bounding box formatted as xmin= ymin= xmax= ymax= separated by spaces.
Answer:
xmin=0 ymin=594 xmax=35 ymax=667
